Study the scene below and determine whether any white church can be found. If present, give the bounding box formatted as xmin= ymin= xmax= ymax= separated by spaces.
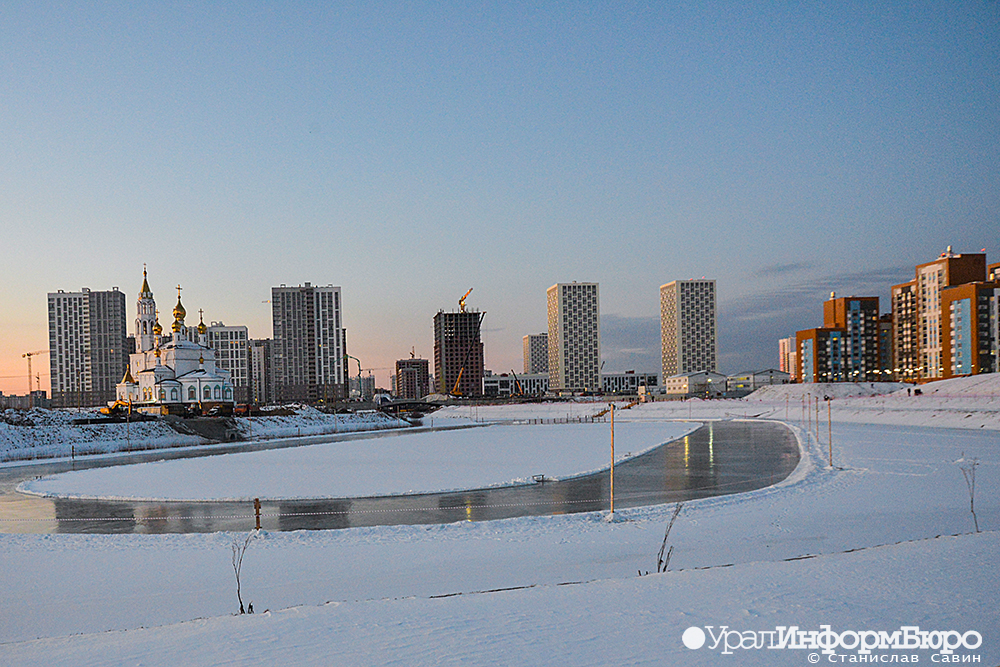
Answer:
xmin=115 ymin=269 xmax=235 ymax=415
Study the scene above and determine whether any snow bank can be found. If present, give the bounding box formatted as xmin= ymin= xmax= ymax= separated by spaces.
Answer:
xmin=232 ymin=405 xmax=407 ymax=440
xmin=0 ymin=408 xmax=204 ymax=462
xmin=0 ymin=406 xmax=409 ymax=464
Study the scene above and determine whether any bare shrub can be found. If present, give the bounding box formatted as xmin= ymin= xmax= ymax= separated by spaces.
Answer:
xmin=231 ymin=532 xmax=256 ymax=614
xmin=656 ymin=502 xmax=684 ymax=573
xmin=958 ymin=455 xmax=980 ymax=533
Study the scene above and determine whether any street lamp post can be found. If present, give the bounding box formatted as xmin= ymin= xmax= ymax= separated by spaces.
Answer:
xmin=609 ymin=403 xmax=615 ymax=514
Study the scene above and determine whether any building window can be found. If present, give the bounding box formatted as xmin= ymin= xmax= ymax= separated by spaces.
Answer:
xmin=204 ymin=386 xmax=211 ymax=399
xmin=188 ymin=387 xmax=196 ymax=400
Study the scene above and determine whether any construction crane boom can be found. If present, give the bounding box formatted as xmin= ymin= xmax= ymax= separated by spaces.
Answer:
xmin=458 ymin=288 xmax=473 ymax=313
xmin=21 ymin=350 xmax=48 ymax=395
xmin=510 ymin=370 xmax=524 ymax=397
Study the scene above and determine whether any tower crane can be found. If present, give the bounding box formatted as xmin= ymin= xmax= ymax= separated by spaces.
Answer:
xmin=22 ymin=350 xmax=48 ymax=395
xmin=458 ymin=288 xmax=473 ymax=313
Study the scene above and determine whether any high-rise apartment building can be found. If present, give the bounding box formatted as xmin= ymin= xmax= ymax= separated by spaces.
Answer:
xmin=547 ymin=282 xmax=600 ymax=393
xmin=660 ymin=279 xmax=717 ymax=378
xmin=271 ymin=283 xmax=348 ymax=403
xmin=396 ymin=357 xmax=430 ymax=399
xmin=823 ymin=294 xmax=880 ymax=381
xmin=522 ymin=333 xmax=548 ymax=374
xmin=348 ymin=374 xmax=376 ymax=401
xmin=795 ymin=294 xmax=892 ymax=383
xmin=891 ymin=281 xmax=918 ymax=381
xmin=47 ymin=287 xmax=128 ymax=407
xmin=248 ymin=339 xmax=274 ymax=405
xmin=778 ymin=336 xmax=798 ymax=382
xmin=878 ymin=314 xmax=895 ymax=379
xmin=892 ymin=248 xmax=986 ymax=380
xmin=207 ymin=323 xmax=250 ymax=403
xmin=942 ymin=281 xmax=1000 ymax=377
xmin=796 ymin=328 xmax=846 ymax=383
xmin=433 ymin=310 xmax=485 ymax=396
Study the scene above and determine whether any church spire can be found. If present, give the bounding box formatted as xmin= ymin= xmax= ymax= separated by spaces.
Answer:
xmin=136 ymin=265 xmax=156 ymax=352
xmin=139 ymin=264 xmax=153 ymax=299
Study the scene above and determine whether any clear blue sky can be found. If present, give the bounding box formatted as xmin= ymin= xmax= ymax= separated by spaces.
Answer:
xmin=2 ymin=1 xmax=998 ymax=393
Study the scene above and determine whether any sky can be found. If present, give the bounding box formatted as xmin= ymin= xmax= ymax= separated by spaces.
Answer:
xmin=1 ymin=1 xmax=998 ymax=394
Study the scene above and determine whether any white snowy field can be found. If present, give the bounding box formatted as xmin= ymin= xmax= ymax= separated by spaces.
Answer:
xmin=435 ymin=374 xmax=1000 ymax=430
xmin=17 ymin=421 xmax=698 ymax=500
xmin=1 ymin=394 xmax=998 ymax=665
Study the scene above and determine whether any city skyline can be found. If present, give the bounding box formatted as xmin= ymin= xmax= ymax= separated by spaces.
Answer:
xmin=2 ymin=2 xmax=998 ymax=394
xmin=3 ymin=246 xmax=996 ymax=398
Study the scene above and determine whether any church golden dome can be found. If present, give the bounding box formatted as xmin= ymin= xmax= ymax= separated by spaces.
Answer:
xmin=172 ymin=285 xmax=186 ymax=333
xmin=153 ymin=320 xmax=162 ymax=335
xmin=197 ymin=309 xmax=207 ymax=335
xmin=173 ymin=298 xmax=186 ymax=322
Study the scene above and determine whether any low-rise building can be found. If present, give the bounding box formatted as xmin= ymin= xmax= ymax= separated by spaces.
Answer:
xmin=601 ymin=371 xmax=659 ymax=395
xmin=663 ymin=371 xmax=727 ymax=398
xmin=482 ymin=372 xmax=548 ymax=398
xmin=726 ymin=369 xmax=791 ymax=395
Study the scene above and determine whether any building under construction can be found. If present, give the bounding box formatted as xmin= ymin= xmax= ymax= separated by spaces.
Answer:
xmin=433 ymin=309 xmax=485 ymax=397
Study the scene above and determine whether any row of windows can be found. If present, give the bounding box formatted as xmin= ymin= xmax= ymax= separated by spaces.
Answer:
xmin=139 ymin=385 xmax=234 ymax=402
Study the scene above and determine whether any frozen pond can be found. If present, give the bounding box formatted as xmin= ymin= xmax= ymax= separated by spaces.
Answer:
xmin=8 ymin=420 xmax=799 ymax=533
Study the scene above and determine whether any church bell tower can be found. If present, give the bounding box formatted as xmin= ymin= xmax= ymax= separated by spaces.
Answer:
xmin=136 ymin=266 xmax=156 ymax=352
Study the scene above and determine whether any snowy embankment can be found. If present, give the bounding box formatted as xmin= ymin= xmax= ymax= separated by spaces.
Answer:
xmin=231 ymin=404 xmax=407 ymax=440
xmin=0 ymin=409 xmax=204 ymax=462
xmin=0 ymin=405 xmax=408 ymax=464
xmin=17 ymin=421 xmax=698 ymax=501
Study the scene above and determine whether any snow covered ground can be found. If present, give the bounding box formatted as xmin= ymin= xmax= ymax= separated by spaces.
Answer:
xmin=1 ymin=376 xmax=999 ymax=665
xmin=0 ymin=405 xmax=408 ymax=463
xmin=433 ymin=375 xmax=1000 ymax=430
xmin=0 ymin=408 xmax=204 ymax=462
